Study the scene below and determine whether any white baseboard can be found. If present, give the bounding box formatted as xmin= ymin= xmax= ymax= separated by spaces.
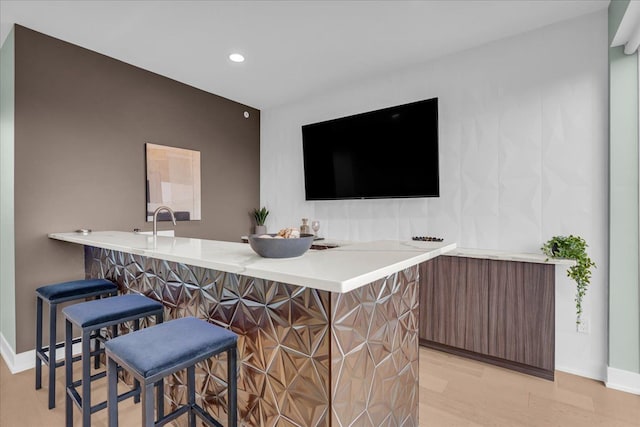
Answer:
xmin=1 ymin=331 xmax=82 ymax=374
xmin=606 ymin=366 xmax=640 ymax=395
xmin=556 ymin=364 xmax=606 ymax=382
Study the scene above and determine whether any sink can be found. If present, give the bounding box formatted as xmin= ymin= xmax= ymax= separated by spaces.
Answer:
xmin=138 ymin=230 xmax=175 ymax=237
xmin=310 ymin=243 xmax=340 ymax=250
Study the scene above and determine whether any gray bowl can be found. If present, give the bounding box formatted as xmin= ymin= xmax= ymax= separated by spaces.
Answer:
xmin=248 ymin=233 xmax=315 ymax=258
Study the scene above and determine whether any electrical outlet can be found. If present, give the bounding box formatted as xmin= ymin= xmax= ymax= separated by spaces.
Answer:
xmin=577 ymin=317 xmax=590 ymax=334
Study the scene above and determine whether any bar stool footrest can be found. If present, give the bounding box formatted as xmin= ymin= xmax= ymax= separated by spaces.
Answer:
xmin=67 ymin=383 xmax=140 ymax=415
xmin=91 ymin=388 xmax=141 ymax=414
xmin=155 ymin=406 xmax=190 ymax=427
xmin=193 ymin=405 xmax=224 ymax=427
xmin=38 ymin=331 xmax=106 ymax=366
xmin=37 ymin=336 xmax=83 ymax=365
xmin=68 ymin=362 xmax=130 ymax=394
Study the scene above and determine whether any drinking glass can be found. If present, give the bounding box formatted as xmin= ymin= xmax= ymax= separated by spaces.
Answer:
xmin=311 ymin=220 xmax=320 ymax=236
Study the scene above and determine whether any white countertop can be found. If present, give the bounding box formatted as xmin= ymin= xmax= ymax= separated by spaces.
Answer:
xmin=446 ymin=247 xmax=576 ymax=265
xmin=48 ymin=231 xmax=456 ymax=293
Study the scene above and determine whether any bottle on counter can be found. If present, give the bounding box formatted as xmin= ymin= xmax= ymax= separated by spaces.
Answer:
xmin=300 ymin=218 xmax=312 ymax=235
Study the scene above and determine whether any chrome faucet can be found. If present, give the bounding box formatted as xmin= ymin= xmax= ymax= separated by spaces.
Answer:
xmin=152 ymin=206 xmax=176 ymax=236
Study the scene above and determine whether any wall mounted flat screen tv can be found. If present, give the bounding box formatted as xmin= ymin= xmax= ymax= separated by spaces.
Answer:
xmin=302 ymin=97 xmax=439 ymax=200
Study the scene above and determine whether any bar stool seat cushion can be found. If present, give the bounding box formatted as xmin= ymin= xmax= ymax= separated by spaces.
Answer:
xmin=105 ymin=317 xmax=237 ymax=378
xmin=63 ymin=294 xmax=163 ymax=328
xmin=36 ymin=278 xmax=117 ymax=302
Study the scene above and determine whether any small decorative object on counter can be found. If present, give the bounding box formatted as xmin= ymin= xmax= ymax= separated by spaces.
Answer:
xmin=300 ymin=218 xmax=312 ymax=235
xmin=253 ymin=206 xmax=269 ymax=234
xmin=248 ymin=228 xmax=314 ymax=258
xmin=311 ymin=220 xmax=320 ymax=237
xmin=541 ymin=235 xmax=596 ymax=325
xmin=276 ymin=227 xmax=300 ymax=239
xmin=257 ymin=228 xmax=301 ymax=239
xmin=412 ymin=236 xmax=444 ymax=242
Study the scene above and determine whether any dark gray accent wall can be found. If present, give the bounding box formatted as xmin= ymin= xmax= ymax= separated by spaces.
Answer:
xmin=13 ymin=25 xmax=260 ymax=352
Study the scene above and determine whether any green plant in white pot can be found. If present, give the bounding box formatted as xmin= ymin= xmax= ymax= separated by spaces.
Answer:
xmin=253 ymin=207 xmax=269 ymax=234
xmin=541 ymin=235 xmax=595 ymax=325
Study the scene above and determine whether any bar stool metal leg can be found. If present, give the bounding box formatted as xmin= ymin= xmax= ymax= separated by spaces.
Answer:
xmin=156 ymin=379 xmax=164 ymax=421
xmin=81 ymin=329 xmax=92 ymax=427
xmin=65 ymin=320 xmax=73 ymax=427
xmin=142 ymin=382 xmax=155 ymax=427
xmin=35 ymin=296 xmax=43 ymax=390
xmin=49 ymin=302 xmax=57 ymax=409
xmin=228 ymin=347 xmax=237 ymax=427
xmin=133 ymin=319 xmax=141 ymax=405
xmin=187 ymin=365 xmax=196 ymax=426
xmin=107 ymin=357 xmax=118 ymax=427
xmin=93 ymin=330 xmax=101 ymax=370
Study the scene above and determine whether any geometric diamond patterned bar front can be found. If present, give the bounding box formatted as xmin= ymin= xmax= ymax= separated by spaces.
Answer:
xmin=331 ymin=266 xmax=419 ymax=426
xmin=85 ymin=247 xmax=419 ymax=427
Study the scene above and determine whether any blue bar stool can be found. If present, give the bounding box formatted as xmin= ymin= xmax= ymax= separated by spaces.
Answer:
xmin=105 ymin=316 xmax=238 ymax=427
xmin=63 ymin=294 xmax=164 ymax=427
xmin=35 ymin=278 xmax=118 ymax=409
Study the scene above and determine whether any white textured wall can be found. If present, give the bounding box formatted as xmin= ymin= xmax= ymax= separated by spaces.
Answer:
xmin=262 ymin=11 xmax=608 ymax=380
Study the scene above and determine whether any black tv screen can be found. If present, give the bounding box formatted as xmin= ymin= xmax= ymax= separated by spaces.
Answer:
xmin=302 ymin=98 xmax=439 ymax=200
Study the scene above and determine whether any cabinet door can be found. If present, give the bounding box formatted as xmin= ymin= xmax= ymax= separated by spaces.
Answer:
xmin=420 ymin=256 xmax=488 ymax=353
xmin=487 ymin=260 xmax=554 ymax=371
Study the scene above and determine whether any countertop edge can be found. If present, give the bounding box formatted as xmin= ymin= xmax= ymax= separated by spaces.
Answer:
xmin=48 ymin=232 xmax=456 ymax=293
xmin=446 ymin=248 xmax=576 ymax=266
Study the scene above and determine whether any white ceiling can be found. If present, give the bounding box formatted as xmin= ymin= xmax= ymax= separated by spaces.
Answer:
xmin=0 ymin=0 xmax=609 ymax=110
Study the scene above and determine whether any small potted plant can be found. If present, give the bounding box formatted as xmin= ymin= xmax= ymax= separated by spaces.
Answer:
xmin=253 ymin=207 xmax=269 ymax=235
xmin=541 ymin=235 xmax=596 ymax=325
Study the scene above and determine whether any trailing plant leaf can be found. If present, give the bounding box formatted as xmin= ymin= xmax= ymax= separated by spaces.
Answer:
xmin=253 ymin=207 xmax=269 ymax=226
xmin=541 ymin=235 xmax=595 ymax=325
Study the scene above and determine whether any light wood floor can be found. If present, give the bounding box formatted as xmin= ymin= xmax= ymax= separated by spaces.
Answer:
xmin=419 ymin=349 xmax=639 ymax=426
xmin=1 ymin=347 xmax=638 ymax=426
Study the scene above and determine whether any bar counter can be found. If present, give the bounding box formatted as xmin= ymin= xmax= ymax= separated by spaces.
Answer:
xmin=49 ymin=231 xmax=455 ymax=426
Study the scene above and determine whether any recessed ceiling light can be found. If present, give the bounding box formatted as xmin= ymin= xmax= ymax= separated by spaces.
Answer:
xmin=229 ymin=53 xmax=245 ymax=63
